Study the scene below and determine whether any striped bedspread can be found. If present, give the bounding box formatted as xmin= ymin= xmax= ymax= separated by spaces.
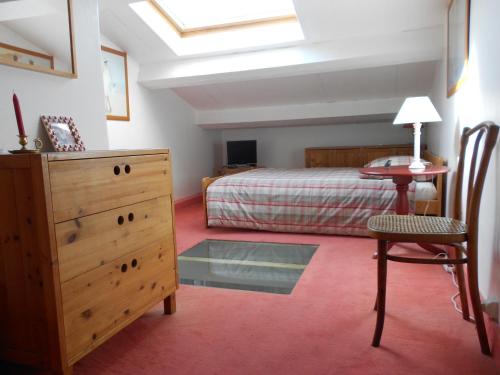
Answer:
xmin=206 ymin=168 xmax=416 ymax=236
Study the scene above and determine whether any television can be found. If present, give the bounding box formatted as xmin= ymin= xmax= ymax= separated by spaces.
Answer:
xmin=227 ymin=140 xmax=257 ymax=166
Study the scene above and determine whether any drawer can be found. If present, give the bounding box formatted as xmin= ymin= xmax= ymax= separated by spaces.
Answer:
xmin=56 ymin=196 xmax=173 ymax=282
xmin=61 ymin=241 xmax=176 ymax=364
xmin=49 ymin=154 xmax=171 ymax=223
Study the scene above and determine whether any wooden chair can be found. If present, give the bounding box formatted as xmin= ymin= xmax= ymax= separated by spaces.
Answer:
xmin=367 ymin=122 xmax=499 ymax=355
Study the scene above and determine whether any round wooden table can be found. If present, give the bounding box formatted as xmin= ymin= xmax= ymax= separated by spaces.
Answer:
xmin=360 ymin=165 xmax=449 ymax=256
xmin=359 ymin=165 xmax=449 ymax=215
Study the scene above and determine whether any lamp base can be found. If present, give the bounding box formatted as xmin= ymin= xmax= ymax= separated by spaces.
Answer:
xmin=409 ymin=160 xmax=426 ymax=170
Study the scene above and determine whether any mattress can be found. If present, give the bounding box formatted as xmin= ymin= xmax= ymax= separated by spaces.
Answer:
xmin=206 ymin=168 xmax=417 ymax=236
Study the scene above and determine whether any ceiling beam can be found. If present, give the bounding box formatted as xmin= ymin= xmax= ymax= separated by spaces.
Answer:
xmin=196 ymin=97 xmax=403 ymax=129
xmin=139 ymin=28 xmax=442 ymax=89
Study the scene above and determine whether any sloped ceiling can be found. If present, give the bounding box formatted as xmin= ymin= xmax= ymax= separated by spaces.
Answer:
xmin=100 ymin=0 xmax=447 ymax=64
xmin=173 ymin=61 xmax=436 ymax=110
xmin=99 ymin=0 xmax=447 ymax=126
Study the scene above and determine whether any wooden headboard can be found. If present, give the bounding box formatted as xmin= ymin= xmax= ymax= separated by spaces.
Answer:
xmin=305 ymin=144 xmax=417 ymax=168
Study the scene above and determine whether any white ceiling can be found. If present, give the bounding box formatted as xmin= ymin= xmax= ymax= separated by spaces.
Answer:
xmin=173 ymin=61 xmax=436 ymax=110
xmin=99 ymin=0 xmax=447 ymax=64
xmin=295 ymin=0 xmax=446 ymax=42
xmin=99 ymin=0 xmax=447 ymax=124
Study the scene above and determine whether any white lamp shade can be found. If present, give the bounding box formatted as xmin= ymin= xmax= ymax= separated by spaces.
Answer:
xmin=393 ymin=96 xmax=442 ymax=125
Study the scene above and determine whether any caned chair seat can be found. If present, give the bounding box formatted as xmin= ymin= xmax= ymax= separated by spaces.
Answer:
xmin=367 ymin=215 xmax=467 ymax=244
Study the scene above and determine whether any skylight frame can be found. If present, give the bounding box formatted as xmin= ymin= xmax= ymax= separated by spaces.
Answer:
xmin=130 ymin=0 xmax=305 ymax=56
xmin=148 ymin=0 xmax=298 ymax=37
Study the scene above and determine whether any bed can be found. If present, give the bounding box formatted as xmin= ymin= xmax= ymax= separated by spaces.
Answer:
xmin=202 ymin=144 xmax=446 ymax=236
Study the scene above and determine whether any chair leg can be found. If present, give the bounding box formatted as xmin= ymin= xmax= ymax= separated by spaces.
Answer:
xmin=372 ymin=240 xmax=388 ymax=347
xmin=453 ymin=247 xmax=470 ymax=320
xmin=467 ymin=257 xmax=491 ymax=355
xmin=373 ymin=292 xmax=378 ymax=311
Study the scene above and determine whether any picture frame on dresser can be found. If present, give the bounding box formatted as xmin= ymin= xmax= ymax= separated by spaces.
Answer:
xmin=41 ymin=115 xmax=86 ymax=152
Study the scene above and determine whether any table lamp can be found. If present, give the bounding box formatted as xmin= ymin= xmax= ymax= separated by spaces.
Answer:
xmin=393 ymin=96 xmax=442 ymax=170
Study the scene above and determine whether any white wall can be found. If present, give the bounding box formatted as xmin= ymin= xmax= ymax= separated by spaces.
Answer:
xmin=104 ymin=36 xmax=219 ymax=199
xmin=0 ymin=0 xmax=108 ymax=152
xmin=427 ymin=0 xmax=500 ymax=304
xmin=221 ymin=122 xmax=413 ymax=168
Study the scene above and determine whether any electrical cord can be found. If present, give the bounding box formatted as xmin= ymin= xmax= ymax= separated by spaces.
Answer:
xmin=425 ymin=175 xmax=473 ymax=320
xmin=416 ymin=171 xmax=472 ymax=320
xmin=434 ymin=252 xmax=475 ymax=322
xmin=422 ymin=174 xmax=435 ymax=216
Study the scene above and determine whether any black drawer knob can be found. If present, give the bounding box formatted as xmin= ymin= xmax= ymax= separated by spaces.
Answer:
xmin=131 ymin=259 xmax=138 ymax=268
xmin=121 ymin=264 xmax=127 ymax=273
xmin=125 ymin=165 xmax=131 ymax=174
xmin=117 ymin=216 xmax=124 ymax=225
xmin=114 ymin=166 xmax=121 ymax=175
xmin=128 ymin=213 xmax=134 ymax=222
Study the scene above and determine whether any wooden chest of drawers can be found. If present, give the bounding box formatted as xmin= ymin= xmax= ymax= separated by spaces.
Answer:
xmin=0 ymin=150 xmax=178 ymax=374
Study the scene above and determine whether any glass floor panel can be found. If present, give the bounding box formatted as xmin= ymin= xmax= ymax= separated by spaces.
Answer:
xmin=179 ymin=239 xmax=318 ymax=294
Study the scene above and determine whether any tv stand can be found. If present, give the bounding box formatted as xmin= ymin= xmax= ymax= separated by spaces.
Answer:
xmin=217 ymin=165 xmax=261 ymax=176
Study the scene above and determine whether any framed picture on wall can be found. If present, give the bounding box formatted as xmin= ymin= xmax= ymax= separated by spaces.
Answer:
xmin=447 ymin=0 xmax=470 ymax=97
xmin=101 ymin=46 xmax=130 ymax=121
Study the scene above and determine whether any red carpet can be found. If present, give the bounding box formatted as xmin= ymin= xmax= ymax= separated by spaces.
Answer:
xmin=74 ymin=202 xmax=498 ymax=375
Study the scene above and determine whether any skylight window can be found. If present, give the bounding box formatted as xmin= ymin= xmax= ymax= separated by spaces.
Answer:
xmin=130 ymin=0 xmax=304 ymax=56
xmin=151 ymin=0 xmax=297 ymax=33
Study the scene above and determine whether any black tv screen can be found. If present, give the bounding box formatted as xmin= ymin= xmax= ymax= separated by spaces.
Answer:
xmin=227 ymin=140 xmax=257 ymax=166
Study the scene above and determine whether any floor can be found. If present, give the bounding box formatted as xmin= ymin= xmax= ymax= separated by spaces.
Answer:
xmin=72 ymin=202 xmax=500 ymax=375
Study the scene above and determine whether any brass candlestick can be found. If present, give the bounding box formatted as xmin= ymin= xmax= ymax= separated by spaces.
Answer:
xmin=19 ymin=134 xmax=28 ymax=150
xmin=9 ymin=134 xmax=43 ymax=154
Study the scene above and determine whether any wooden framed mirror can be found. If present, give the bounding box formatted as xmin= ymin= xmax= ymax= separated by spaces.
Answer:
xmin=0 ymin=0 xmax=77 ymax=78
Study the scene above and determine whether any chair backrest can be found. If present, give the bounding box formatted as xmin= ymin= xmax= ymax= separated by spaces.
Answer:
xmin=453 ymin=122 xmax=499 ymax=243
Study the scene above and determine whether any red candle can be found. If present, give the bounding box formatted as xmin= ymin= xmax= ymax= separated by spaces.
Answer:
xmin=13 ymin=93 xmax=26 ymax=137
